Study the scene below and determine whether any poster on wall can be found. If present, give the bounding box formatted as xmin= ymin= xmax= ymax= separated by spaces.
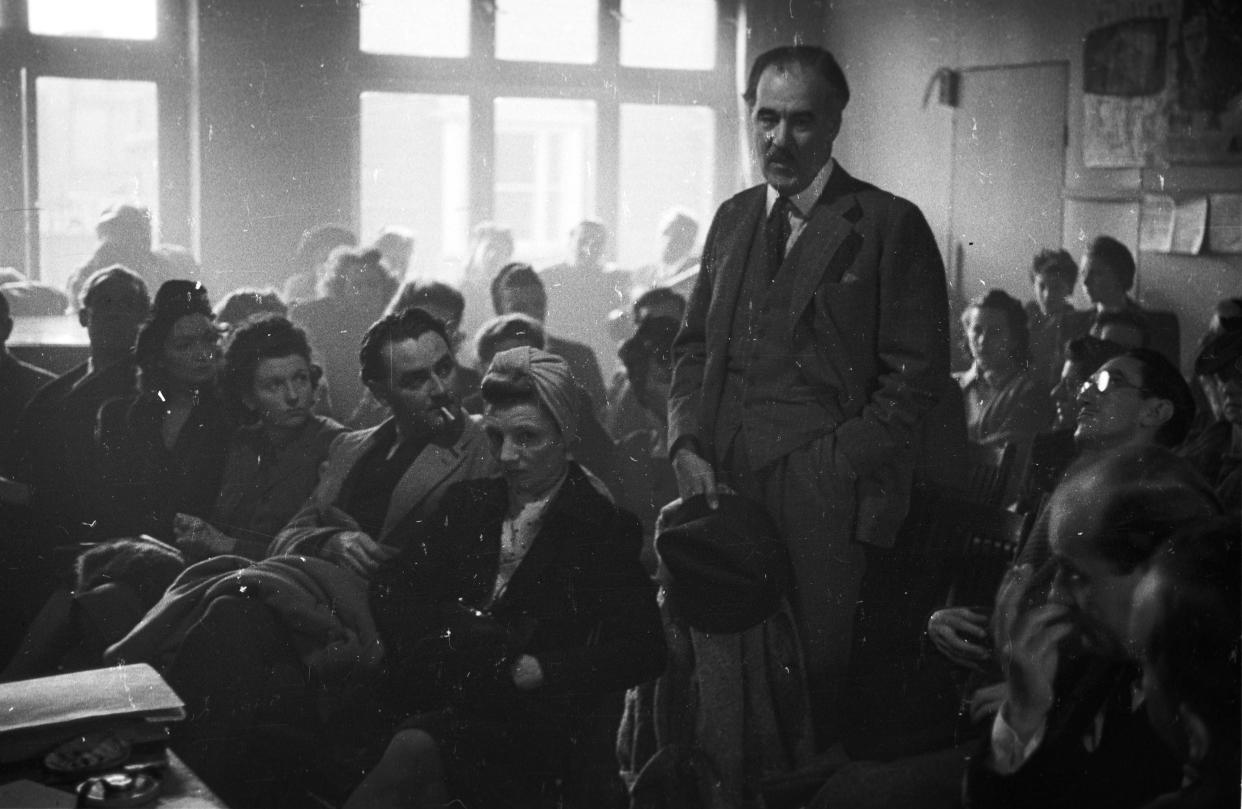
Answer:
xmin=1082 ymin=8 xmax=1171 ymax=167
xmin=1161 ymin=0 xmax=1242 ymax=163
xmin=1083 ymin=0 xmax=1242 ymax=167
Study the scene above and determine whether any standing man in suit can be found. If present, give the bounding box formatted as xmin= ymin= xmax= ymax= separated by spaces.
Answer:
xmin=270 ymin=307 xmax=497 ymax=577
xmin=668 ymin=45 xmax=951 ymax=748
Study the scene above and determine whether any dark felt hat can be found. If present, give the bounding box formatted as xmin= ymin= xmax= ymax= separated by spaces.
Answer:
xmin=655 ymin=493 xmax=789 ymax=634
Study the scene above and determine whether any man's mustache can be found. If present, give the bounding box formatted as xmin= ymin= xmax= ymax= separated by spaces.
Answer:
xmin=765 ymin=146 xmax=795 ymax=163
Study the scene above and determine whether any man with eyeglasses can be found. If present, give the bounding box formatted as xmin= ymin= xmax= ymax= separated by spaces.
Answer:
xmin=1072 ymin=349 xmax=1195 ymax=456
xmin=1014 ymin=348 xmax=1197 ymax=572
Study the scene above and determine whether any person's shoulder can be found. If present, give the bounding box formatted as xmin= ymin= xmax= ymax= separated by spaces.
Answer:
xmin=308 ymin=413 xmax=350 ymax=446
xmin=717 ymin=184 xmax=767 ymax=214
xmin=545 ymin=334 xmax=598 ymax=364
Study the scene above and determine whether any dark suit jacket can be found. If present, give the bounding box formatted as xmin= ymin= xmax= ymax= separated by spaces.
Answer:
xmin=268 ymin=415 xmax=498 ymax=560
xmin=669 ymin=166 xmax=951 ymax=547
xmin=964 ymin=658 xmax=1181 ymax=809
xmin=371 ymin=462 xmax=665 ymax=707
xmin=8 ymin=359 xmax=139 ymax=541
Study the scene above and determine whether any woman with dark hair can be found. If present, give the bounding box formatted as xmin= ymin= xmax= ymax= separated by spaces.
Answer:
xmin=95 ymin=281 xmax=231 ymax=541
xmin=344 ymin=346 xmax=664 ymax=809
xmin=291 ymin=247 xmax=397 ymax=423
xmin=955 ymin=289 xmax=1053 ymax=448
xmin=173 ymin=314 xmax=347 ymax=560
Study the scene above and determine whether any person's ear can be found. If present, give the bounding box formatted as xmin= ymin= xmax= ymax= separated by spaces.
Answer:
xmin=363 ymin=374 xmax=389 ymax=407
xmin=241 ymin=391 xmax=259 ymax=413
xmin=1178 ymin=703 xmax=1211 ymax=766
xmin=79 ymin=308 xmax=91 ymax=328
xmin=1141 ymin=398 xmax=1174 ymax=430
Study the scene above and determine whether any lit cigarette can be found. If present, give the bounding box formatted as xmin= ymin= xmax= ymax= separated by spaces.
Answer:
xmin=439 ymin=406 xmax=455 ymax=422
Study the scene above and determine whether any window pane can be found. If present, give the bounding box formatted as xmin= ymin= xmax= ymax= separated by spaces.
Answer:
xmin=495 ymin=98 xmax=596 ymax=265
xmin=495 ymin=0 xmax=598 ymax=65
xmin=617 ymin=104 xmax=715 ymax=269
xmin=27 ymin=0 xmax=156 ymax=39
xmin=359 ymin=93 xmax=470 ymax=282
xmin=359 ymin=0 xmax=469 ymax=58
xmin=36 ymin=78 xmax=158 ymax=290
xmin=620 ymin=0 xmax=716 ymax=69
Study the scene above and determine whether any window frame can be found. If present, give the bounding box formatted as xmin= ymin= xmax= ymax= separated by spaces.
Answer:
xmin=351 ymin=0 xmax=741 ymax=267
xmin=0 ymin=0 xmax=193 ymax=283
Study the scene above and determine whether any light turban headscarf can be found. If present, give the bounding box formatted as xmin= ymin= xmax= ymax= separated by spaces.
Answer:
xmin=484 ymin=346 xmax=581 ymax=444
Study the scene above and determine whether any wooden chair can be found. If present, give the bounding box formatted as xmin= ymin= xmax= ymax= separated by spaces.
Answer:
xmin=845 ymin=482 xmax=1033 ymax=760
xmin=964 ymin=440 xmax=1017 ymax=506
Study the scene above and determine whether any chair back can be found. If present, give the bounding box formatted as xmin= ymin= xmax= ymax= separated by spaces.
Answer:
xmin=964 ymin=441 xmax=1017 ymax=506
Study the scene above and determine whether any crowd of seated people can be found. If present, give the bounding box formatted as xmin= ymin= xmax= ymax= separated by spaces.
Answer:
xmin=0 ymin=212 xmax=1237 ymax=809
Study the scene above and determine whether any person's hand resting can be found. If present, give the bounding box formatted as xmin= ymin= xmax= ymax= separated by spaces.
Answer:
xmin=968 ymin=681 xmax=1008 ymax=724
xmin=671 ymin=446 xmax=718 ymax=509
xmin=324 ymin=530 xmax=398 ymax=578
xmin=928 ymin=606 xmax=991 ymax=670
xmin=510 ymin=654 xmax=544 ymax=691
xmin=173 ymin=513 xmax=237 ymax=560
xmin=994 ymin=564 xmax=1074 ymax=740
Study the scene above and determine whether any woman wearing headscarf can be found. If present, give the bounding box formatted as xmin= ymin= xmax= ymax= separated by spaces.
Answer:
xmin=95 ymin=281 xmax=231 ymax=541
xmin=346 ymin=346 xmax=665 ymax=809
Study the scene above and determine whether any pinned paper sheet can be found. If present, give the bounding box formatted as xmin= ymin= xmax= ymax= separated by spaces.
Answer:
xmin=1170 ymin=196 xmax=1207 ymax=255
xmin=1208 ymin=194 xmax=1242 ymax=254
xmin=1139 ymin=194 xmax=1175 ymax=252
xmin=1140 ymin=194 xmax=1208 ymax=254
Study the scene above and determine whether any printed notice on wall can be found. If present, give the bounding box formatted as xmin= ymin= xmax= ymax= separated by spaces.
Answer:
xmin=1139 ymin=194 xmax=1175 ymax=252
xmin=1208 ymin=194 xmax=1242 ymax=254
xmin=1170 ymin=196 xmax=1207 ymax=254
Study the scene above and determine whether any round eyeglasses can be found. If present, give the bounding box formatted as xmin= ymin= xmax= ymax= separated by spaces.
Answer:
xmin=1078 ymin=368 xmax=1148 ymax=398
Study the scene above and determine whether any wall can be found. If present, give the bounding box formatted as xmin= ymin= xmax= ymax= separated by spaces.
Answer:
xmin=824 ymin=0 xmax=1241 ymax=372
xmin=197 ymin=0 xmax=358 ymax=294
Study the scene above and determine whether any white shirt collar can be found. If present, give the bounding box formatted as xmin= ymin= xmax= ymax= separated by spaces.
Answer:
xmin=766 ymin=157 xmax=836 ymax=217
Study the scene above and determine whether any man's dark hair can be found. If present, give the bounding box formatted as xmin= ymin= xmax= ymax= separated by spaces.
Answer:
xmin=388 ymin=280 xmax=466 ymax=323
xmin=474 ymin=313 xmax=546 ymax=369
xmin=1145 ymin=516 xmax=1241 ymax=762
xmin=358 ymin=306 xmax=450 ymax=384
xmin=743 ymin=45 xmax=850 ymax=110
xmin=1064 ymin=334 xmax=1127 ymax=374
xmin=1094 ymin=309 xmax=1150 ymax=347
xmin=1087 ymin=235 xmax=1136 ymax=292
xmin=1125 ymin=348 xmax=1196 ymax=447
xmin=633 ymin=287 xmax=687 ymax=323
xmin=619 ymin=316 xmax=679 ymax=379
xmin=1030 ymin=248 xmax=1078 ymax=289
xmin=215 ymin=287 xmax=288 ymax=326
xmin=1059 ymin=446 xmax=1220 ymax=573
xmin=489 ymin=262 xmax=546 ymax=316
xmin=295 ymin=223 xmax=356 ymax=270
xmin=80 ymin=265 xmax=151 ymax=312
xmin=223 ymin=314 xmax=316 ymax=419
xmin=962 ymin=288 xmax=1031 ymax=365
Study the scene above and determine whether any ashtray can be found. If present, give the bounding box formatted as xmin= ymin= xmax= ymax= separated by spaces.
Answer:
xmin=77 ymin=771 xmax=161 ymax=808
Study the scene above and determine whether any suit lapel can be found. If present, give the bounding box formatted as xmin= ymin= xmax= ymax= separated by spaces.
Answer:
xmin=787 ymin=169 xmax=865 ymax=320
xmin=379 ymin=424 xmax=471 ymax=539
xmin=713 ymin=187 xmax=767 ymax=330
xmin=329 ymin=422 xmax=389 ymax=507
